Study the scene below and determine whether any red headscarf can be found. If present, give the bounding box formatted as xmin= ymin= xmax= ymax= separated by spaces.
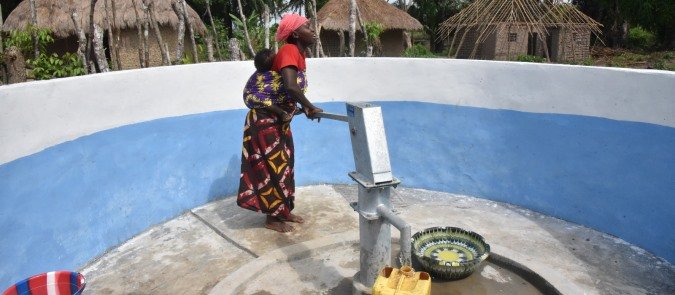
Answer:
xmin=275 ymin=14 xmax=309 ymax=42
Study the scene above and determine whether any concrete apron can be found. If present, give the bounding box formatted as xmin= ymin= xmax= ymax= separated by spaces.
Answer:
xmin=80 ymin=185 xmax=675 ymax=295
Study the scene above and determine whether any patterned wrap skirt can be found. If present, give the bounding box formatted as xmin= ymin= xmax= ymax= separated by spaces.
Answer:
xmin=237 ymin=103 xmax=298 ymax=218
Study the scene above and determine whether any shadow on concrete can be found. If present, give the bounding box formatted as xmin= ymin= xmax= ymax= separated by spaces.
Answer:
xmin=273 ymin=233 xmax=356 ymax=293
xmin=208 ymin=155 xmax=240 ymax=203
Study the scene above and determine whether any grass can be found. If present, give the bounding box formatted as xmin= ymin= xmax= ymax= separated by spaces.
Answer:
xmin=583 ymin=47 xmax=675 ymax=71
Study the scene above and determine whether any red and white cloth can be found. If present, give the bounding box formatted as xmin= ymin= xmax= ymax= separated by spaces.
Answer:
xmin=275 ymin=14 xmax=309 ymax=42
xmin=2 ymin=271 xmax=85 ymax=295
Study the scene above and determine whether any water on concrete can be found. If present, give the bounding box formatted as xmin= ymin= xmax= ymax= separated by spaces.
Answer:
xmin=429 ymin=262 xmax=541 ymax=295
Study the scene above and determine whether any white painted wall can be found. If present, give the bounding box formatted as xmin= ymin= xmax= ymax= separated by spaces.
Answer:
xmin=1 ymin=58 xmax=674 ymax=164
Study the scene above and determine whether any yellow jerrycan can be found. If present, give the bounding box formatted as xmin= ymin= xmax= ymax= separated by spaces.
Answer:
xmin=372 ymin=265 xmax=431 ymax=295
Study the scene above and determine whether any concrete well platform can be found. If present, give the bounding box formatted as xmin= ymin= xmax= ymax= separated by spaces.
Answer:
xmin=80 ymin=185 xmax=675 ymax=294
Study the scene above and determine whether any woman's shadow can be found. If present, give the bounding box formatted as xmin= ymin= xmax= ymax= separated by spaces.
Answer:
xmin=208 ymin=154 xmax=240 ymax=203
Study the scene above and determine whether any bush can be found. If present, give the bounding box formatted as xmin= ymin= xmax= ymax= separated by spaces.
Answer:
xmin=28 ymin=52 xmax=86 ymax=80
xmin=2 ymin=26 xmax=83 ymax=81
xmin=627 ymin=26 xmax=657 ymax=51
xmin=515 ymin=54 xmax=545 ymax=63
xmin=365 ymin=22 xmax=384 ymax=44
xmin=652 ymin=60 xmax=667 ymax=70
xmin=402 ymin=44 xmax=435 ymax=58
xmin=3 ymin=25 xmax=54 ymax=58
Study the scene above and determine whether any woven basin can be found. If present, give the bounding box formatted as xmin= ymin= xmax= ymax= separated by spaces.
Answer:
xmin=411 ymin=227 xmax=490 ymax=280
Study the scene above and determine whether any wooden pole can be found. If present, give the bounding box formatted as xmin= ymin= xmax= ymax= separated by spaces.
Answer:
xmin=131 ymin=0 xmax=146 ymax=67
xmin=348 ymin=0 xmax=356 ymax=57
xmin=111 ymin=0 xmax=122 ymax=69
xmin=172 ymin=0 xmax=186 ymax=64
xmin=205 ymin=35 xmax=215 ymax=62
xmin=309 ymin=0 xmax=324 ymax=57
xmin=1 ymin=3 xmax=6 ymax=84
xmin=403 ymin=30 xmax=412 ymax=50
xmin=272 ymin=4 xmax=278 ymax=53
xmin=263 ymin=4 xmax=270 ymax=49
xmin=228 ymin=38 xmax=241 ymax=61
xmin=354 ymin=3 xmax=370 ymax=56
xmin=447 ymin=9 xmax=471 ymax=58
xmin=541 ymin=34 xmax=551 ymax=62
xmin=141 ymin=1 xmax=150 ymax=67
xmin=0 ymin=4 xmax=4 ymax=55
xmin=104 ymin=0 xmax=118 ymax=70
xmin=181 ymin=0 xmax=199 ymax=63
xmin=454 ymin=26 xmax=471 ymax=59
xmin=235 ymin=0 xmax=255 ymax=57
xmin=144 ymin=0 xmax=170 ymax=65
xmin=307 ymin=0 xmax=316 ymax=55
xmin=29 ymin=0 xmax=39 ymax=59
xmin=93 ymin=24 xmax=110 ymax=72
xmin=70 ymin=8 xmax=90 ymax=74
xmin=206 ymin=0 xmax=223 ymax=61
xmin=87 ymin=0 xmax=98 ymax=71
xmin=507 ymin=25 xmax=512 ymax=60
xmin=338 ymin=30 xmax=345 ymax=57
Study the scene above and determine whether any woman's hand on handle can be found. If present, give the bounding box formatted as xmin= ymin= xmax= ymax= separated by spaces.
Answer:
xmin=304 ymin=106 xmax=323 ymax=119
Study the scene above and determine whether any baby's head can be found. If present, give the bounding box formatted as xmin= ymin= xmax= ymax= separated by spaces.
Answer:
xmin=254 ymin=49 xmax=276 ymax=72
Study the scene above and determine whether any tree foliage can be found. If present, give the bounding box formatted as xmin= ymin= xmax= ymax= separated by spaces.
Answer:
xmin=407 ymin=0 xmax=470 ymax=52
xmin=229 ymin=11 xmax=277 ymax=53
xmin=3 ymin=25 xmax=53 ymax=58
xmin=29 ymin=52 xmax=86 ymax=80
xmin=2 ymin=26 xmax=85 ymax=80
xmin=573 ymin=0 xmax=675 ymax=49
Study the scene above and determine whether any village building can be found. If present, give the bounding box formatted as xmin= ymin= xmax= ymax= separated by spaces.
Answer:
xmin=317 ymin=0 xmax=423 ymax=57
xmin=440 ymin=0 xmax=601 ymax=62
xmin=2 ymin=0 xmax=207 ymax=70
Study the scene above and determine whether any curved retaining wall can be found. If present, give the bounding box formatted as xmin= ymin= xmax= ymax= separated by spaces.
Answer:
xmin=1 ymin=58 xmax=674 ymax=287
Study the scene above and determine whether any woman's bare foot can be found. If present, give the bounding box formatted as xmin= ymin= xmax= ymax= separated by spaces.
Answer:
xmin=284 ymin=213 xmax=305 ymax=223
xmin=265 ymin=215 xmax=294 ymax=233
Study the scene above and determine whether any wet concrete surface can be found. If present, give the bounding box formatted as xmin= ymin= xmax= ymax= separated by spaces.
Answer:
xmin=424 ymin=262 xmax=542 ymax=295
xmin=80 ymin=185 xmax=675 ymax=294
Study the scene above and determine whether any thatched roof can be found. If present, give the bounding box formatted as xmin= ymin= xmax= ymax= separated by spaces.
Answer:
xmin=318 ymin=0 xmax=423 ymax=31
xmin=2 ymin=0 xmax=207 ymax=39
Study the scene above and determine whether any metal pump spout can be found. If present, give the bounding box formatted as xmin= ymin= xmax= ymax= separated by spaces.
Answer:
xmin=314 ymin=102 xmax=410 ymax=294
xmin=377 ymin=204 xmax=412 ymax=266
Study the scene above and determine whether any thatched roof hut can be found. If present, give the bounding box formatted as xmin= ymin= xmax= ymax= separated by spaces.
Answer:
xmin=318 ymin=0 xmax=423 ymax=32
xmin=3 ymin=0 xmax=207 ymax=69
xmin=317 ymin=0 xmax=423 ymax=57
xmin=439 ymin=0 xmax=602 ymax=61
xmin=3 ymin=0 xmax=206 ymax=38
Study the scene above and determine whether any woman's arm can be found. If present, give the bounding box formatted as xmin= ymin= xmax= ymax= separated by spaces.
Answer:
xmin=264 ymin=104 xmax=292 ymax=122
xmin=280 ymin=66 xmax=323 ymax=116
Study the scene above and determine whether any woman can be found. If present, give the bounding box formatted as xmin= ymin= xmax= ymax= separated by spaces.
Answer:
xmin=237 ymin=14 xmax=323 ymax=233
